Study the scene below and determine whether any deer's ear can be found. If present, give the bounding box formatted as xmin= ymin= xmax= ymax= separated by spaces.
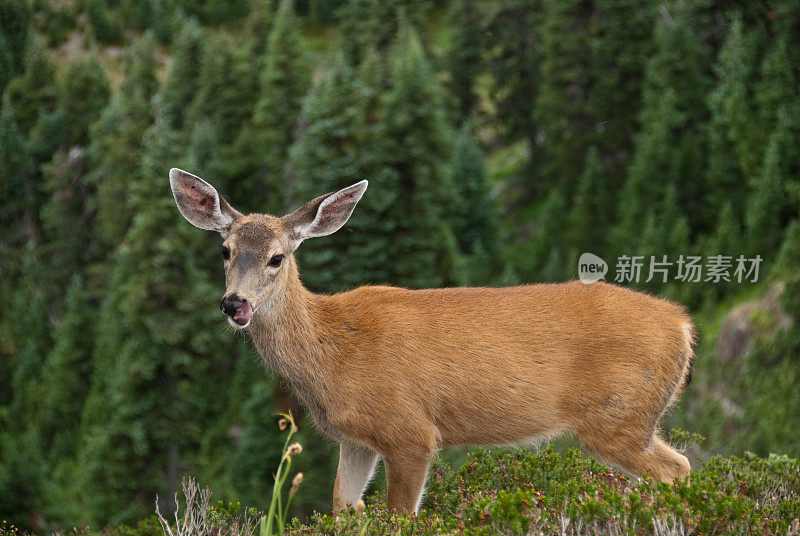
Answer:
xmin=169 ymin=168 xmax=241 ymax=235
xmin=283 ymin=180 xmax=368 ymax=250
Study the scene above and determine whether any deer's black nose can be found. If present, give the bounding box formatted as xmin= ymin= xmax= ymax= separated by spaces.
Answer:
xmin=220 ymin=294 xmax=243 ymax=317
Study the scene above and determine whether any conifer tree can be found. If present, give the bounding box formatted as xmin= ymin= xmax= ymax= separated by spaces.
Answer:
xmin=77 ymin=112 xmax=240 ymax=524
xmin=2 ymin=43 xmax=65 ymax=162
xmin=362 ymin=0 xmax=428 ymax=56
xmin=451 ymin=122 xmax=501 ymax=284
xmin=743 ymin=32 xmax=800 ymax=254
xmin=536 ymin=0 xmax=593 ymax=191
xmin=204 ymin=46 xmax=262 ymax=198
xmin=483 ymin=0 xmax=544 ymax=213
xmin=162 ymin=17 xmax=206 ymax=130
xmin=336 ymin=0 xmax=426 ymax=65
xmin=484 ymin=0 xmax=541 ymax=147
xmin=745 ymin=110 xmax=797 ymax=256
xmin=2 ymin=45 xmax=57 ymax=135
xmin=186 ymin=34 xmax=258 ymax=157
xmin=588 ymin=0 xmax=655 ymax=181
xmin=35 ymin=275 xmax=95 ymax=463
xmin=0 ymin=33 xmax=14 ymax=102
xmin=0 ymin=246 xmax=52 ymax=527
xmin=57 ymin=57 xmax=110 ymax=146
xmin=39 ymin=147 xmax=96 ymax=296
xmin=616 ymin=1 xmax=710 ymax=248
xmin=0 ymin=0 xmax=31 ymax=96
xmin=288 ymin=54 xmax=383 ymax=291
xmin=378 ymin=18 xmax=464 ymax=287
xmin=0 ymin=111 xmax=35 ymax=247
xmin=86 ymin=34 xmax=158 ymax=251
xmin=0 ymin=45 xmax=64 ymax=274
xmin=447 ymin=0 xmax=482 ymax=120
xmin=229 ymin=0 xmax=309 ymax=214
xmin=565 ymin=146 xmax=610 ymax=267
xmin=290 ymin=20 xmax=465 ymax=290
xmin=240 ymin=0 xmax=273 ymax=61
xmin=707 ymin=17 xmax=762 ymax=183
xmin=506 ymin=184 xmax=568 ymax=283
xmin=335 ymin=0 xmax=371 ymax=65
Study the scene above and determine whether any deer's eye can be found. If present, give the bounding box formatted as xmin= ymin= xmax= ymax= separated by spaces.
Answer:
xmin=220 ymin=246 xmax=230 ymax=260
xmin=268 ymin=254 xmax=284 ymax=268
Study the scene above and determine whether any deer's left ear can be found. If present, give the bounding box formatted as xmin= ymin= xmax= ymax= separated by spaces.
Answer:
xmin=169 ymin=168 xmax=242 ymax=235
xmin=283 ymin=180 xmax=368 ymax=251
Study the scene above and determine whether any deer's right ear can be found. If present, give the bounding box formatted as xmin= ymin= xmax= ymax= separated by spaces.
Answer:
xmin=169 ymin=168 xmax=241 ymax=235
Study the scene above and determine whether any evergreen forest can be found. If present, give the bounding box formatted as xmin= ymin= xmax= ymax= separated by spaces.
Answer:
xmin=0 ymin=0 xmax=799 ymax=532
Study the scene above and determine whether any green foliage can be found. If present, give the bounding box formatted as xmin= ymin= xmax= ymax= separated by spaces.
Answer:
xmin=57 ymin=58 xmax=111 ymax=146
xmin=161 ymin=17 xmax=205 ymax=130
xmin=75 ymin=112 xmax=242 ymax=524
xmin=87 ymin=0 xmax=124 ymax=44
xmin=0 ymin=0 xmax=31 ymax=95
xmin=176 ymin=0 xmax=249 ymax=26
xmin=451 ymin=122 xmax=501 ymax=284
xmin=587 ymin=0 xmax=654 ymax=178
xmin=290 ymin=20 xmax=468 ymax=291
xmin=259 ymin=412 xmax=303 ymax=535
xmin=229 ymin=381 xmax=286 ymax=507
xmin=483 ymin=0 xmax=541 ymax=149
xmin=2 ymin=0 xmax=800 ymax=532
xmin=287 ymin=52 xmax=379 ymax=291
xmin=616 ymin=0 xmax=711 ymax=249
xmin=724 ymin=221 xmax=800 ymax=457
xmin=237 ymin=0 xmax=309 ymax=214
xmin=86 ymin=34 xmax=158 ymax=251
xmin=282 ymin=447 xmax=800 ymax=535
xmin=446 ymin=0 xmax=482 ymax=118
xmin=376 ymin=18 xmax=464 ymax=287
xmin=536 ymin=0 xmax=594 ymax=193
xmin=33 ymin=2 xmax=78 ymax=47
xmin=336 ymin=0 xmax=428 ymax=61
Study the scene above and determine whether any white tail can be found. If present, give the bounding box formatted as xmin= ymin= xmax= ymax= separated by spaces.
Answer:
xmin=170 ymin=168 xmax=695 ymax=514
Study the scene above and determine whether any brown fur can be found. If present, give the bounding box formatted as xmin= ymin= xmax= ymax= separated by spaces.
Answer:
xmin=241 ymin=238 xmax=695 ymax=514
xmin=170 ymin=172 xmax=695 ymax=515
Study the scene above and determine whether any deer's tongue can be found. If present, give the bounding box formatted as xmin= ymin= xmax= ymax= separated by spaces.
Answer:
xmin=233 ymin=300 xmax=253 ymax=326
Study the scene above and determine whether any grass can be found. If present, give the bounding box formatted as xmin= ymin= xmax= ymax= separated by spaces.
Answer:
xmin=2 ymin=438 xmax=797 ymax=536
xmin=20 ymin=427 xmax=794 ymax=536
xmin=287 ymin=446 xmax=799 ymax=535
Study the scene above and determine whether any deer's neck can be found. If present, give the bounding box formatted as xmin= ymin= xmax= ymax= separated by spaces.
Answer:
xmin=247 ymin=260 xmax=334 ymax=408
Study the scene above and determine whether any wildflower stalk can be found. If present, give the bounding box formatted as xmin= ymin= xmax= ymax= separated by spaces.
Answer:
xmin=259 ymin=411 xmax=303 ymax=536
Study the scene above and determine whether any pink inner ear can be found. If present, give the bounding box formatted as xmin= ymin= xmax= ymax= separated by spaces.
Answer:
xmin=181 ymin=180 xmax=214 ymax=211
xmin=321 ymin=194 xmax=356 ymax=216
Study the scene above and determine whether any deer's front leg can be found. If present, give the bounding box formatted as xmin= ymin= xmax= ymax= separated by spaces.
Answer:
xmin=383 ymin=450 xmax=433 ymax=514
xmin=332 ymin=443 xmax=379 ymax=512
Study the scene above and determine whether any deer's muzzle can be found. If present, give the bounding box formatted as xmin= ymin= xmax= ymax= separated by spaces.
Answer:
xmin=220 ymin=294 xmax=253 ymax=326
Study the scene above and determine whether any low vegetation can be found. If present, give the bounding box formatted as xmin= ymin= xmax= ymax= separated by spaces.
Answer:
xmin=2 ymin=425 xmax=796 ymax=536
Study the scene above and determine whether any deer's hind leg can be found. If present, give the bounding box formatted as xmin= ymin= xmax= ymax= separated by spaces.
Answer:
xmin=573 ymin=387 xmax=690 ymax=483
xmin=584 ymin=433 xmax=690 ymax=483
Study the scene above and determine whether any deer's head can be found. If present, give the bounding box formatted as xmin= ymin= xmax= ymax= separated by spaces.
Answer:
xmin=169 ymin=168 xmax=367 ymax=329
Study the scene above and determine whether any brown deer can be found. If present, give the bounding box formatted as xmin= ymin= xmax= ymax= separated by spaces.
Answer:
xmin=169 ymin=168 xmax=694 ymax=515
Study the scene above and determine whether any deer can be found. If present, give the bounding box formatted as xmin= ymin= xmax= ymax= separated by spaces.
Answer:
xmin=169 ymin=168 xmax=695 ymax=515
